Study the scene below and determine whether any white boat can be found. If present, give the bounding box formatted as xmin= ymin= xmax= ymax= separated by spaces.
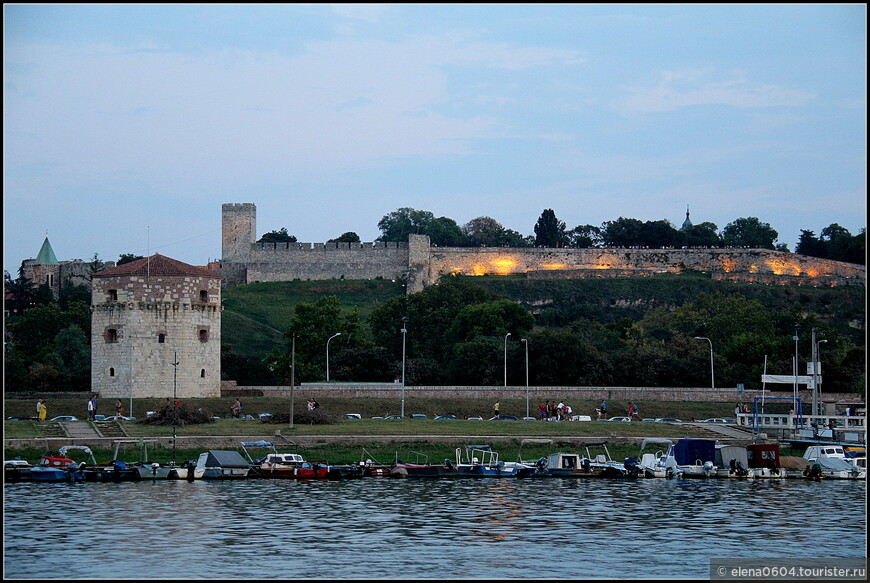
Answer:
xmin=663 ymin=439 xmax=716 ymax=478
xmin=803 ymin=445 xmax=866 ymax=480
xmin=636 ymin=438 xmax=680 ymax=478
xmin=193 ymin=450 xmax=250 ymax=480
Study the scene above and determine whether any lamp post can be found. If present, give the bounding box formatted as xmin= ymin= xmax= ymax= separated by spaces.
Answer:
xmin=521 ymin=338 xmax=529 ymax=418
xmin=290 ymin=334 xmax=296 ymax=429
xmin=326 ymin=332 xmax=341 ymax=382
xmin=812 ymin=330 xmax=827 ymax=417
xmin=793 ymin=324 xmax=800 ymax=415
xmin=171 ymin=350 xmax=179 ymax=463
xmin=504 ymin=332 xmax=511 ymax=388
xmin=694 ymin=337 xmax=714 ymax=389
xmin=401 ymin=317 xmax=409 ymax=419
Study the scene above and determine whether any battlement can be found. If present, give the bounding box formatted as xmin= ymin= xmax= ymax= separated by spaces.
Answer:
xmin=220 ymin=202 xmax=866 ymax=293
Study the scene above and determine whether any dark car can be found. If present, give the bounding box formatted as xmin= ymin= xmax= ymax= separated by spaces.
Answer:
xmin=410 ymin=413 xmax=428 ymax=419
xmin=434 ymin=415 xmax=458 ymax=420
xmin=489 ymin=415 xmax=518 ymax=421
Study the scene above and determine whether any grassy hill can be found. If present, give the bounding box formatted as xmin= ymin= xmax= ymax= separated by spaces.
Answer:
xmin=221 ymin=273 xmax=866 ymax=359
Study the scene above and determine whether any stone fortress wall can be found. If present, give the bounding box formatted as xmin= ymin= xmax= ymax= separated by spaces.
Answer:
xmin=217 ymin=203 xmax=865 ymax=293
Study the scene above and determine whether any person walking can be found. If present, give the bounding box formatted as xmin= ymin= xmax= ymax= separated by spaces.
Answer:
xmin=37 ymin=399 xmax=47 ymax=422
xmin=87 ymin=395 xmax=98 ymax=420
xmin=493 ymin=401 xmax=500 ymax=418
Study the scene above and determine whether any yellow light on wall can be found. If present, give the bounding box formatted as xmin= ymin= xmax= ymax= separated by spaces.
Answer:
xmin=721 ymin=258 xmax=736 ymax=273
xmin=491 ymin=257 xmax=519 ymax=275
xmin=540 ymin=263 xmax=566 ymax=270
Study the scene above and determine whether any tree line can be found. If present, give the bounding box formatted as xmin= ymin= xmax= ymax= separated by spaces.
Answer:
xmin=259 ymin=207 xmax=865 ymax=265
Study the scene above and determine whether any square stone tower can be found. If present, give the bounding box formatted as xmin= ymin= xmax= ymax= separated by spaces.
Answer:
xmin=91 ymin=254 xmax=222 ymax=399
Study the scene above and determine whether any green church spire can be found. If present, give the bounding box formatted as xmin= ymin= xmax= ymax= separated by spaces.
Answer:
xmin=35 ymin=232 xmax=59 ymax=265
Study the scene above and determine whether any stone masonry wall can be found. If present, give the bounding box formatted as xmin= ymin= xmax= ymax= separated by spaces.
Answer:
xmin=91 ymin=274 xmax=222 ymax=399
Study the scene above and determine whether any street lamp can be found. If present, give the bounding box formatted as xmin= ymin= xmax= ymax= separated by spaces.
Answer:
xmin=793 ymin=324 xmax=801 ymax=414
xmin=171 ymin=350 xmax=179 ymax=463
xmin=694 ymin=337 xmax=714 ymax=389
xmin=812 ymin=333 xmax=828 ymax=417
xmin=326 ymin=333 xmax=341 ymax=382
xmin=521 ymin=338 xmax=529 ymax=418
xmin=290 ymin=334 xmax=296 ymax=429
xmin=504 ymin=332 xmax=511 ymax=387
xmin=401 ymin=317 xmax=409 ymax=418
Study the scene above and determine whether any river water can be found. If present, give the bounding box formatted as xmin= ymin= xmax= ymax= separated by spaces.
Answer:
xmin=3 ymin=477 xmax=866 ymax=580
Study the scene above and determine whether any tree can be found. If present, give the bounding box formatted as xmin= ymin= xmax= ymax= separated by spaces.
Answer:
xmin=462 ymin=217 xmax=505 ymax=247
xmin=533 ymin=209 xmax=567 ymax=247
xmin=377 ymin=208 xmax=436 ymax=242
xmin=683 ymin=222 xmax=721 ymax=247
xmin=600 ymin=217 xmax=644 ymax=247
xmin=4 ymin=270 xmax=35 ymax=314
xmin=568 ymin=225 xmax=602 ymax=248
xmin=721 ymin=217 xmax=778 ymax=249
xmin=118 ymin=253 xmax=145 ymax=265
xmin=258 ymin=228 xmax=297 ymax=243
xmin=640 ymin=220 xmax=680 ymax=248
xmin=427 ymin=216 xmax=466 ymax=247
xmin=329 ymin=232 xmax=361 ymax=243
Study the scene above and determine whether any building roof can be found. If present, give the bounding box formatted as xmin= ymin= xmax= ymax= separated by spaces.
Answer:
xmin=34 ymin=235 xmax=59 ymax=265
xmin=681 ymin=206 xmax=693 ymax=231
xmin=92 ymin=253 xmax=220 ymax=279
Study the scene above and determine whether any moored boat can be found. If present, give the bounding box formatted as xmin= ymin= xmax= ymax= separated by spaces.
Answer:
xmin=193 ymin=450 xmax=251 ymax=480
xmin=30 ymin=448 xmax=87 ymax=482
xmin=713 ymin=445 xmax=753 ymax=479
xmin=802 ymin=445 xmax=866 ymax=480
xmin=529 ymin=452 xmax=603 ymax=478
xmin=4 ymin=458 xmax=35 ymax=483
xmin=635 ymin=438 xmax=680 ymax=478
xmin=663 ymin=439 xmax=716 ymax=478
xmin=240 ymin=441 xmax=327 ymax=479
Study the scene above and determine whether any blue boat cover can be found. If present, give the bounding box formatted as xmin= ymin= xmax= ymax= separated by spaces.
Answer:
xmin=673 ymin=439 xmax=715 ymax=465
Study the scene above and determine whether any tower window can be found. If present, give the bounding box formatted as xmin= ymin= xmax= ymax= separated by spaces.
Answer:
xmin=199 ymin=329 xmax=209 ymax=343
xmin=105 ymin=328 xmax=118 ymax=343
xmin=158 ymin=333 xmax=165 ymax=343
xmin=107 ymin=289 xmax=118 ymax=301
xmin=109 ymin=367 xmax=115 ymax=377
xmin=200 ymin=369 xmax=206 ymax=378
xmin=199 ymin=290 xmax=208 ymax=302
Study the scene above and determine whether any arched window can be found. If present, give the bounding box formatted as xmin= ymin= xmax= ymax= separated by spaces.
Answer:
xmin=109 ymin=367 xmax=115 ymax=377
xmin=200 ymin=369 xmax=206 ymax=378
xmin=158 ymin=333 xmax=165 ymax=343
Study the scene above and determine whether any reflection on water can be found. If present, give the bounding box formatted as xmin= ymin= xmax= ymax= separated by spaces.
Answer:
xmin=4 ymin=478 xmax=866 ymax=579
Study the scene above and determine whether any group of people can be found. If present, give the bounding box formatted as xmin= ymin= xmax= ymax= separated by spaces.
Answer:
xmin=537 ymin=401 xmax=574 ymax=421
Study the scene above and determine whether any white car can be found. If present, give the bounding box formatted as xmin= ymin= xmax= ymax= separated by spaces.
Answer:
xmin=49 ymin=415 xmax=79 ymax=422
xmin=699 ymin=418 xmax=733 ymax=423
xmin=607 ymin=416 xmax=632 ymax=422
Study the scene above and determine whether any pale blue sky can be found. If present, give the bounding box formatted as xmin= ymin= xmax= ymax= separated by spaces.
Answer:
xmin=4 ymin=4 xmax=866 ymax=270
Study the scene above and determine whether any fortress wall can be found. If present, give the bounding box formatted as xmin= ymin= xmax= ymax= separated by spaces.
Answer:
xmin=243 ymin=241 xmax=409 ymax=283
xmin=421 ymin=246 xmax=865 ymax=289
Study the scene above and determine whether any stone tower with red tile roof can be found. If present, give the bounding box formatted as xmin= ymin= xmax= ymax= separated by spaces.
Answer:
xmin=90 ymin=254 xmax=222 ymax=399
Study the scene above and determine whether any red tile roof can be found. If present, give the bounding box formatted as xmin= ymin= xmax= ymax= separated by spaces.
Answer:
xmin=92 ymin=254 xmax=220 ymax=279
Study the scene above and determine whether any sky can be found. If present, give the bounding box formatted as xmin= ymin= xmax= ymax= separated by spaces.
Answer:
xmin=4 ymin=4 xmax=866 ymax=271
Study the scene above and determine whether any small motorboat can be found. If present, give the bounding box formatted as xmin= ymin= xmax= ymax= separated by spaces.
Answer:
xmin=30 ymin=448 xmax=87 ymax=482
xmin=803 ymin=445 xmax=866 ymax=480
xmin=583 ymin=443 xmax=641 ymax=478
xmin=635 ymin=438 xmax=680 ymax=478
xmin=451 ymin=445 xmax=533 ymax=478
xmin=194 ymin=450 xmax=251 ymax=480
xmin=240 ymin=441 xmax=329 ymax=479
xmin=663 ymin=439 xmax=717 ymax=478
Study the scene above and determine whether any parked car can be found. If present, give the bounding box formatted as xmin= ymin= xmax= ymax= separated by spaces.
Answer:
xmin=258 ymin=413 xmax=273 ymax=421
xmin=434 ymin=415 xmax=458 ymax=420
xmin=49 ymin=415 xmax=79 ymax=422
xmin=100 ymin=415 xmax=136 ymax=421
xmin=410 ymin=414 xmax=428 ymax=419
xmin=698 ymin=417 xmax=733 ymax=423
xmin=344 ymin=413 xmax=362 ymax=420
xmin=490 ymin=415 xmax=518 ymax=421
xmin=522 ymin=416 xmax=538 ymax=421
xmin=607 ymin=416 xmax=632 ymax=422
xmin=654 ymin=418 xmax=683 ymax=423
xmin=466 ymin=416 xmax=484 ymax=421
xmin=384 ymin=415 xmax=403 ymax=420
xmin=6 ymin=416 xmax=36 ymax=421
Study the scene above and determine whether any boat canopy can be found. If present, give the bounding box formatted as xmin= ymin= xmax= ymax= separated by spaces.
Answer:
xmin=199 ymin=450 xmax=250 ymax=468
xmin=673 ymin=439 xmax=715 ymax=465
